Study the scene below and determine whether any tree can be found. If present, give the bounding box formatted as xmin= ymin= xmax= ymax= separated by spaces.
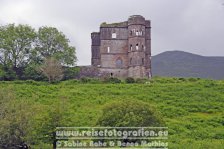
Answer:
xmin=38 ymin=57 xmax=64 ymax=83
xmin=35 ymin=27 xmax=77 ymax=66
xmin=0 ymin=24 xmax=36 ymax=69
xmin=0 ymin=24 xmax=77 ymax=81
xmin=0 ymin=88 xmax=38 ymax=148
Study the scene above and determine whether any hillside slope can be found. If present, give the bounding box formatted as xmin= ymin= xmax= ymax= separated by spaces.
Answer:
xmin=152 ymin=51 xmax=224 ymax=79
xmin=0 ymin=79 xmax=224 ymax=148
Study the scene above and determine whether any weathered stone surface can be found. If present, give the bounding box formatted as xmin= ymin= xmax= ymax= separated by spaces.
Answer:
xmin=91 ymin=15 xmax=152 ymax=78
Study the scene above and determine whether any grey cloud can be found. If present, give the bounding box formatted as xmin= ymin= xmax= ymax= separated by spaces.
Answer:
xmin=0 ymin=0 xmax=224 ymax=65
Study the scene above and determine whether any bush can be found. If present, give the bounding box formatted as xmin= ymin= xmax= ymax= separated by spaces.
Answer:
xmin=97 ymin=100 xmax=164 ymax=127
xmin=103 ymin=77 xmax=121 ymax=84
xmin=1 ymin=67 xmax=17 ymax=81
xmin=61 ymin=79 xmax=80 ymax=85
xmin=80 ymin=77 xmax=101 ymax=84
xmin=23 ymin=63 xmax=46 ymax=81
xmin=135 ymin=78 xmax=149 ymax=83
xmin=63 ymin=67 xmax=80 ymax=80
xmin=188 ymin=78 xmax=200 ymax=82
xmin=80 ymin=77 xmax=91 ymax=83
xmin=125 ymin=77 xmax=135 ymax=83
xmin=178 ymin=77 xmax=187 ymax=82
xmin=152 ymin=77 xmax=176 ymax=83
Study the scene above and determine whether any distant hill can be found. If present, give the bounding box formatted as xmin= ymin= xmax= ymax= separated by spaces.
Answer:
xmin=152 ymin=51 xmax=224 ymax=80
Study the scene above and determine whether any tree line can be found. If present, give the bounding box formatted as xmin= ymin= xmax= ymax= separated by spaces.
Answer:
xmin=0 ymin=24 xmax=78 ymax=82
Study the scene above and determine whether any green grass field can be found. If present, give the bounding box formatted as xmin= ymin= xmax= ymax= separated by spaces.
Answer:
xmin=0 ymin=77 xmax=224 ymax=148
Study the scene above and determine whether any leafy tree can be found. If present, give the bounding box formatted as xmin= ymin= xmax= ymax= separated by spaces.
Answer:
xmin=38 ymin=97 xmax=69 ymax=149
xmin=0 ymin=24 xmax=77 ymax=81
xmin=35 ymin=27 xmax=77 ymax=66
xmin=0 ymin=24 xmax=36 ymax=69
xmin=0 ymin=88 xmax=39 ymax=148
xmin=39 ymin=105 xmax=63 ymax=149
xmin=38 ymin=57 xmax=64 ymax=83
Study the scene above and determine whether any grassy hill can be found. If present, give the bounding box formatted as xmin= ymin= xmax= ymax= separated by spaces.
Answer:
xmin=0 ymin=78 xmax=224 ymax=148
xmin=152 ymin=51 xmax=224 ymax=80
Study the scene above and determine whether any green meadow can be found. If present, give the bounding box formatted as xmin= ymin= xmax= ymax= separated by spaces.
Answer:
xmin=0 ymin=77 xmax=224 ymax=148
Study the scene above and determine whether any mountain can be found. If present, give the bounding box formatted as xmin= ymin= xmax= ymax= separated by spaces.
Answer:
xmin=152 ymin=51 xmax=224 ymax=80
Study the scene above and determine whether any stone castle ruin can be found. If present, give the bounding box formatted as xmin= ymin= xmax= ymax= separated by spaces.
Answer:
xmin=91 ymin=15 xmax=152 ymax=78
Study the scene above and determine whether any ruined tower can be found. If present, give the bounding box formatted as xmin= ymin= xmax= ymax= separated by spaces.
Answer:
xmin=91 ymin=15 xmax=151 ymax=78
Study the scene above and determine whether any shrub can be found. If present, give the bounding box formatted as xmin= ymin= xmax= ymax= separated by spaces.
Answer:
xmin=80 ymin=77 xmax=91 ymax=83
xmin=88 ymin=78 xmax=101 ymax=84
xmin=188 ymin=78 xmax=200 ymax=82
xmin=23 ymin=63 xmax=46 ymax=81
xmin=204 ymin=81 xmax=216 ymax=88
xmin=80 ymin=77 xmax=101 ymax=84
xmin=63 ymin=67 xmax=80 ymax=80
xmin=135 ymin=78 xmax=149 ymax=83
xmin=97 ymin=100 xmax=164 ymax=127
xmin=178 ymin=77 xmax=187 ymax=82
xmin=25 ymin=80 xmax=40 ymax=85
xmin=125 ymin=77 xmax=135 ymax=83
xmin=103 ymin=77 xmax=121 ymax=84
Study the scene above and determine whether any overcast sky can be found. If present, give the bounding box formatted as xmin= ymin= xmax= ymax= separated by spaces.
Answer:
xmin=0 ymin=0 xmax=224 ymax=65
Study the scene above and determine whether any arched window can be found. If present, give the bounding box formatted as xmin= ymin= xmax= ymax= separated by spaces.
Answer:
xmin=136 ymin=44 xmax=139 ymax=50
xmin=130 ymin=31 xmax=132 ymax=36
xmin=116 ymin=58 xmax=123 ymax=68
xmin=142 ymin=45 xmax=144 ymax=50
xmin=130 ymin=45 xmax=133 ymax=51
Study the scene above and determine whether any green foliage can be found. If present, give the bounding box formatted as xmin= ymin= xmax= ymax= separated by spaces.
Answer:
xmin=0 ymin=66 xmax=17 ymax=80
xmin=0 ymin=24 xmax=77 ymax=81
xmin=63 ymin=67 xmax=80 ymax=80
xmin=23 ymin=63 xmax=46 ymax=81
xmin=125 ymin=77 xmax=135 ymax=83
xmin=135 ymin=78 xmax=150 ymax=83
xmin=97 ymin=100 xmax=164 ymax=127
xmin=188 ymin=77 xmax=201 ymax=82
xmin=38 ymin=57 xmax=64 ymax=83
xmin=0 ymin=24 xmax=36 ymax=68
xmin=80 ymin=77 xmax=92 ymax=83
xmin=0 ymin=65 xmax=6 ymax=80
xmin=0 ymin=77 xmax=224 ymax=148
xmin=103 ymin=77 xmax=121 ymax=83
xmin=0 ymin=88 xmax=43 ymax=148
xmin=36 ymin=26 xmax=77 ymax=66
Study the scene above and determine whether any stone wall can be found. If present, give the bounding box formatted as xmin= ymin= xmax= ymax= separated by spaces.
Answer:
xmin=91 ymin=15 xmax=152 ymax=79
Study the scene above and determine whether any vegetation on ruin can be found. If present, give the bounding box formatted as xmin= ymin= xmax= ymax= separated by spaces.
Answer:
xmin=100 ymin=21 xmax=127 ymax=27
xmin=0 ymin=77 xmax=224 ymax=148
